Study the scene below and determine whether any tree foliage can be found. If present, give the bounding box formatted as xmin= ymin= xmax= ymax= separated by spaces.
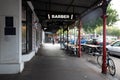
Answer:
xmin=83 ymin=4 xmax=119 ymax=33
xmin=95 ymin=26 xmax=120 ymax=37
xmin=107 ymin=4 xmax=119 ymax=26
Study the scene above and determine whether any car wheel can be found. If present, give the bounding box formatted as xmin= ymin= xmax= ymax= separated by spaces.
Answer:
xmin=106 ymin=48 xmax=111 ymax=55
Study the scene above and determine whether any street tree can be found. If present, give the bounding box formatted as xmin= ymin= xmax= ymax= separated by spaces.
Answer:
xmin=83 ymin=4 xmax=119 ymax=33
xmin=95 ymin=26 xmax=120 ymax=37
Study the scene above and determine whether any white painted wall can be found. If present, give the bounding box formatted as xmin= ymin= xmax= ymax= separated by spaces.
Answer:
xmin=0 ymin=0 xmax=23 ymax=74
xmin=0 ymin=0 xmax=43 ymax=74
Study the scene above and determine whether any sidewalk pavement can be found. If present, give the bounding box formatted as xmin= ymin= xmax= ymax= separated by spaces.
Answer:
xmin=0 ymin=43 xmax=119 ymax=80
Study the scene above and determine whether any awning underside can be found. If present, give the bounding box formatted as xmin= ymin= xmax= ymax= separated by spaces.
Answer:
xmin=27 ymin=0 xmax=103 ymax=33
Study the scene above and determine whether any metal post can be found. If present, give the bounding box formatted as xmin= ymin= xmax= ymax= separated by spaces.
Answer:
xmin=101 ymin=0 xmax=111 ymax=74
xmin=60 ymin=29 xmax=61 ymax=42
xmin=63 ymin=26 xmax=64 ymax=40
xmin=78 ymin=21 xmax=82 ymax=57
xmin=67 ymin=26 xmax=69 ymax=50
xmin=102 ymin=15 xmax=107 ymax=74
xmin=74 ymin=27 xmax=76 ymax=43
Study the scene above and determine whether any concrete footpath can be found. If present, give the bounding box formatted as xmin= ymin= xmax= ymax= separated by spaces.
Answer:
xmin=0 ymin=43 xmax=119 ymax=80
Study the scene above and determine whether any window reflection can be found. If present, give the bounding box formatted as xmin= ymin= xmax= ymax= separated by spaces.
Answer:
xmin=22 ymin=24 xmax=26 ymax=54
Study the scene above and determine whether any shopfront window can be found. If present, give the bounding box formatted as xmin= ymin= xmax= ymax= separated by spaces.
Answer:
xmin=22 ymin=22 xmax=27 ymax=54
xmin=22 ymin=1 xmax=32 ymax=54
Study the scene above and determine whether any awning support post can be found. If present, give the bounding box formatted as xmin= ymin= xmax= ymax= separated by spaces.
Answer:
xmin=78 ymin=21 xmax=82 ymax=57
xmin=67 ymin=26 xmax=69 ymax=50
xmin=101 ymin=0 xmax=111 ymax=74
xmin=101 ymin=14 xmax=107 ymax=74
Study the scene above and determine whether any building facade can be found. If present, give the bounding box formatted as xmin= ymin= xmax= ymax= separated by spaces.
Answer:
xmin=0 ymin=0 xmax=44 ymax=74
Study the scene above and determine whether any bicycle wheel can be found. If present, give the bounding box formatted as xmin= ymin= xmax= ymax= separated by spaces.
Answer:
xmin=97 ymin=55 xmax=102 ymax=67
xmin=108 ymin=58 xmax=116 ymax=76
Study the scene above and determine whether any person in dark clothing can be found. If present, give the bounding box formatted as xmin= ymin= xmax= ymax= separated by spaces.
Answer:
xmin=92 ymin=39 xmax=98 ymax=45
xmin=60 ymin=39 xmax=65 ymax=49
xmin=51 ymin=37 xmax=55 ymax=45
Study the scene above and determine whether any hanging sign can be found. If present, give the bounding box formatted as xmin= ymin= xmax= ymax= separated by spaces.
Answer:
xmin=48 ymin=14 xmax=74 ymax=20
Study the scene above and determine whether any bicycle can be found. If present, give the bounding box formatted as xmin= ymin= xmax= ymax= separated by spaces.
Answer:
xmin=97 ymin=50 xmax=116 ymax=76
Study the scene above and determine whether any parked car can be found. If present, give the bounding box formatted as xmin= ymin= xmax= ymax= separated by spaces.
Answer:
xmin=87 ymin=38 xmax=110 ymax=46
xmin=106 ymin=40 xmax=120 ymax=56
